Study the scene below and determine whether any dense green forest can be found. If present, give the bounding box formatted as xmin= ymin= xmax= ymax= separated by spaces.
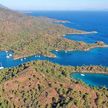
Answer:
xmin=0 ymin=61 xmax=108 ymax=108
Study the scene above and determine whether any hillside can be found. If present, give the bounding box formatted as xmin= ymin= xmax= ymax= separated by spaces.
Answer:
xmin=0 ymin=7 xmax=105 ymax=58
xmin=0 ymin=4 xmax=8 ymax=9
xmin=0 ymin=61 xmax=108 ymax=108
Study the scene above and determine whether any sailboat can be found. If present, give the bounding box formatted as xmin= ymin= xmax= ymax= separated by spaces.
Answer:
xmin=21 ymin=58 xmax=23 ymax=61
xmin=65 ymin=51 xmax=67 ymax=53
xmin=0 ymin=63 xmax=4 ymax=70
xmin=6 ymin=50 xmax=8 ymax=53
xmin=6 ymin=54 xmax=10 ymax=58
xmin=9 ymin=54 xmax=12 ymax=57
xmin=81 ymin=74 xmax=85 ymax=76
xmin=24 ymin=57 xmax=26 ymax=60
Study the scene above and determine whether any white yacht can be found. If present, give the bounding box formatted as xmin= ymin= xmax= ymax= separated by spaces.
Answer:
xmin=6 ymin=55 xmax=10 ymax=58
xmin=9 ymin=54 xmax=12 ymax=57
xmin=65 ymin=51 xmax=67 ymax=53
xmin=6 ymin=53 xmax=12 ymax=58
xmin=24 ymin=57 xmax=26 ymax=60
xmin=0 ymin=63 xmax=4 ymax=70
xmin=81 ymin=74 xmax=85 ymax=76
xmin=21 ymin=58 xmax=23 ymax=61
xmin=6 ymin=51 xmax=8 ymax=53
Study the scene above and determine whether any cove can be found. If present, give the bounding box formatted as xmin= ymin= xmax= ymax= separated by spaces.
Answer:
xmin=0 ymin=47 xmax=108 ymax=69
xmin=27 ymin=11 xmax=108 ymax=44
xmin=64 ymin=33 xmax=99 ymax=44
xmin=71 ymin=73 xmax=108 ymax=88
xmin=49 ymin=47 xmax=108 ymax=66
xmin=0 ymin=51 xmax=48 ymax=68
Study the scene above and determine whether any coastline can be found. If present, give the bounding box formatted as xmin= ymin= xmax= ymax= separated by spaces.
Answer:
xmin=0 ymin=8 xmax=108 ymax=69
xmin=13 ymin=30 xmax=106 ymax=60
xmin=13 ymin=41 xmax=108 ymax=60
xmin=13 ymin=45 xmax=107 ymax=60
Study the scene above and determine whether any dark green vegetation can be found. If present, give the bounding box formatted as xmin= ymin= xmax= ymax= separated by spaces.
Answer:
xmin=0 ymin=61 xmax=108 ymax=108
xmin=0 ymin=7 xmax=105 ymax=58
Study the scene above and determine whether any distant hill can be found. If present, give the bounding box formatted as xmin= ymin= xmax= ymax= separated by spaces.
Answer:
xmin=0 ymin=4 xmax=8 ymax=9
xmin=0 ymin=6 xmax=88 ymax=58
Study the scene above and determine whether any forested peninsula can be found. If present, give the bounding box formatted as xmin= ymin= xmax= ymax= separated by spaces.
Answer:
xmin=0 ymin=7 xmax=105 ymax=58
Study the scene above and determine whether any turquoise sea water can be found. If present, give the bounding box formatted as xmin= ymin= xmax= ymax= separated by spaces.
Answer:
xmin=0 ymin=11 xmax=108 ymax=88
xmin=71 ymin=73 xmax=108 ymax=88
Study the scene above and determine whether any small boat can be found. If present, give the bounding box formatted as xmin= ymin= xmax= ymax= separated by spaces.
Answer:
xmin=0 ymin=63 xmax=4 ymax=70
xmin=9 ymin=54 xmax=12 ymax=57
xmin=81 ymin=74 xmax=85 ymax=76
xmin=6 ymin=53 xmax=12 ymax=58
xmin=0 ymin=67 xmax=4 ymax=70
xmin=6 ymin=55 xmax=10 ymax=58
xmin=21 ymin=59 xmax=23 ymax=61
xmin=24 ymin=58 xmax=26 ymax=60
xmin=56 ymin=50 xmax=58 ymax=51
xmin=65 ymin=51 xmax=67 ymax=53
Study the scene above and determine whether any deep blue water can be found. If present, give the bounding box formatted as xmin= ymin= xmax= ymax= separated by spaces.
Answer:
xmin=0 ymin=51 xmax=48 ymax=68
xmin=1 ymin=47 xmax=108 ymax=68
xmin=49 ymin=47 xmax=108 ymax=66
xmin=71 ymin=73 xmax=108 ymax=88
xmin=25 ymin=11 xmax=108 ymax=67
xmin=0 ymin=11 xmax=108 ymax=88
xmin=0 ymin=11 xmax=108 ymax=68
xmin=26 ymin=11 xmax=108 ymax=44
